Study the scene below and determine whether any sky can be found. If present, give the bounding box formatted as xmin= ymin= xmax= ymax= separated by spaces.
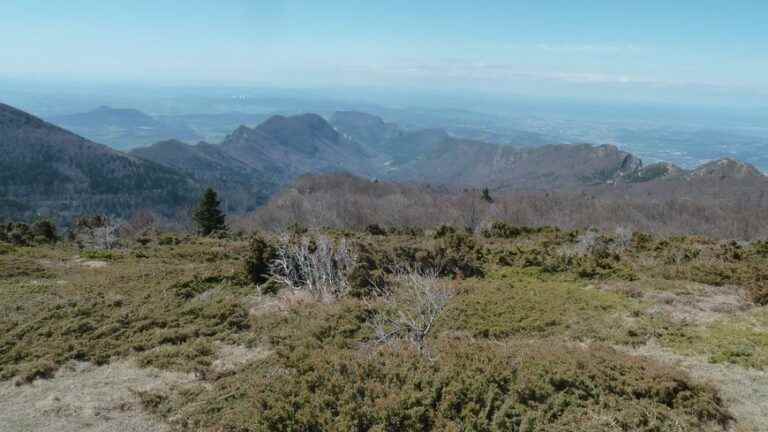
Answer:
xmin=2 ymin=0 xmax=768 ymax=107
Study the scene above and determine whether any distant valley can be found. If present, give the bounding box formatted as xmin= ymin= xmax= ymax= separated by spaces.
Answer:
xmin=48 ymin=106 xmax=273 ymax=150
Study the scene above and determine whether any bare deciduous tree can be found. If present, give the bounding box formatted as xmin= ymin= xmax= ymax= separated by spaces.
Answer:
xmin=247 ymin=173 xmax=768 ymax=240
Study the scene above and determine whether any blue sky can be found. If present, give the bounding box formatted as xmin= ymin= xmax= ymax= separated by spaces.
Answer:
xmin=2 ymin=0 xmax=767 ymax=106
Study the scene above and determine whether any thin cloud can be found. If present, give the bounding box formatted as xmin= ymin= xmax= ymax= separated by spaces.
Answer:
xmin=535 ymin=43 xmax=641 ymax=53
xmin=346 ymin=60 xmax=740 ymax=90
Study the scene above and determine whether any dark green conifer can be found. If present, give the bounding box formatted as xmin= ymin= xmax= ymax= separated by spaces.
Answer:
xmin=481 ymin=188 xmax=494 ymax=203
xmin=193 ymin=188 xmax=226 ymax=235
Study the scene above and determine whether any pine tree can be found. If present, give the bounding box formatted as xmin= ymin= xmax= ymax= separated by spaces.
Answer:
xmin=481 ymin=188 xmax=494 ymax=203
xmin=193 ymin=188 xmax=226 ymax=235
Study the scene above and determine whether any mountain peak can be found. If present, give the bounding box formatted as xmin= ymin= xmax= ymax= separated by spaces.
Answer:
xmin=331 ymin=111 xmax=387 ymax=127
xmin=257 ymin=113 xmax=336 ymax=136
xmin=87 ymin=105 xmax=151 ymax=117
xmin=254 ymin=113 xmax=340 ymax=156
xmin=690 ymin=158 xmax=763 ymax=179
xmin=229 ymin=124 xmax=255 ymax=138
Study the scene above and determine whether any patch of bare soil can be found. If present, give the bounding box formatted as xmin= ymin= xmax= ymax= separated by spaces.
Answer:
xmin=646 ymin=287 xmax=749 ymax=324
xmin=38 ymin=257 xmax=109 ymax=270
xmin=603 ymin=280 xmax=751 ymax=324
xmin=74 ymin=258 xmax=109 ymax=269
xmin=622 ymin=340 xmax=768 ymax=432
xmin=0 ymin=360 xmax=195 ymax=432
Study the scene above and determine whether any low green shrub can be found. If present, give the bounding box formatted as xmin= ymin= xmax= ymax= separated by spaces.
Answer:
xmin=480 ymin=221 xmax=554 ymax=239
xmin=136 ymin=339 xmax=216 ymax=373
xmin=365 ymin=224 xmax=387 ymax=236
xmin=158 ymin=235 xmax=180 ymax=245
xmin=244 ymin=233 xmax=276 ymax=284
xmin=0 ymin=243 xmax=14 ymax=255
xmin=0 ymin=221 xmax=56 ymax=246
xmin=631 ymin=231 xmax=654 ymax=251
xmin=387 ymin=226 xmax=423 ymax=236
xmin=15 ymin=360 xmax=57 ymax=385
xmin=431 ymin=232 xmax=484 ymax=277
xmin=717 ymin=241 xmax=745 ymax=262
xmin=433 ymin=224 xmax=457 ymax=238
xmin=347 ymin=242 xmax=387 ymax=298
xmin=172 ymin=275 xmax=230 ymax=300
xmin=159 ymin=339 xmax=730 ymax=431
xmin=752 ymin=241 xmax=768 ymax=258
xmin=481 ymin=221 xmax=524 ymax=239
xmin=31 ymin=220 xmax=57 ymax=244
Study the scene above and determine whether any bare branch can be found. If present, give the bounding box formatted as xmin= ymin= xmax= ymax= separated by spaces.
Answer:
xmin=368 ymin=268 xmax=454 ymax=353
xmin=270 ymin=234 xmax=358 ymax=301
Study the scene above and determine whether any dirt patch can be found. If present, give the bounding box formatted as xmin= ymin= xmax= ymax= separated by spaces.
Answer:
xmin=39 ymin=257 xmax=109 ymax=270
xmin=603 ymin=280 xmax=751 ymax=324
xmin=0 ymin=360 xmax=195 ymax=432
xmin=622 ymin=340 xmax=768 ymax=432
xmin=646 ymin=286 xmax=749 ymax=324
xmin=75 ymin=259 xmax=109 ymax=269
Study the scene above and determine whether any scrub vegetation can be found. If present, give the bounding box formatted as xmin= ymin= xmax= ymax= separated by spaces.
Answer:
xmin=2 ymin=221 xmax=767 ymax=431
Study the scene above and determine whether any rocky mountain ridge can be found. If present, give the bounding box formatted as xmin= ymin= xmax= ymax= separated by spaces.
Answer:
xmin=3 ymin=102 xmax=765 ymax=221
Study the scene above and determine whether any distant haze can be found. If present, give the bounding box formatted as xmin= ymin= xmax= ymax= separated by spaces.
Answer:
xmin=2 ymin=1 xmax=768 ymax=108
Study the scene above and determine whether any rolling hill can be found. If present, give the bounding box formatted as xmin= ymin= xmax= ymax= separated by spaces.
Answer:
xmin=49 ymin=106 xmax=201 ymax=150
xmin=0 ymin=103 xmax=199 ymax=220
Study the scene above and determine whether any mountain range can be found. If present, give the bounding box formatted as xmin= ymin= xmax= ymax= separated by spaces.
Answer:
xmin=2 ymin=102 xmax=766 ymax=222
xmin=0 ymin=103 xmax=199 ymax=220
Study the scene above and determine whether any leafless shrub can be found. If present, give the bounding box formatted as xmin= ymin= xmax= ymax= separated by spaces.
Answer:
xmin=575 ymin=230 xmax=601 ymax=255
xmin=369 ymin=267 xmax=455 ymax=353
xmin=71 ymin=215 xmax=120 ymax=250
xmin=557 ymin=229 xmax=600 ymax=258
xmin=562 ymin=228 xmax=632 ymax=258
xmin=270 ymin=234 xmax=358 ymax=301
xmin=614 ymin=226 xmax=633 ymax=251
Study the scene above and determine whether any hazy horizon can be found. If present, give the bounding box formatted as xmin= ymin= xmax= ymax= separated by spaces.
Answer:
xmin=3 ymin=1 xmax=768 ymax=108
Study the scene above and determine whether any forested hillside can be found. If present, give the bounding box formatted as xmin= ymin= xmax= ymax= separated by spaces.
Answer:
xmin=246 ymin=172 xmax=768 ymax=240
xmin=0 ymin=103 xmax=199 ymax=221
